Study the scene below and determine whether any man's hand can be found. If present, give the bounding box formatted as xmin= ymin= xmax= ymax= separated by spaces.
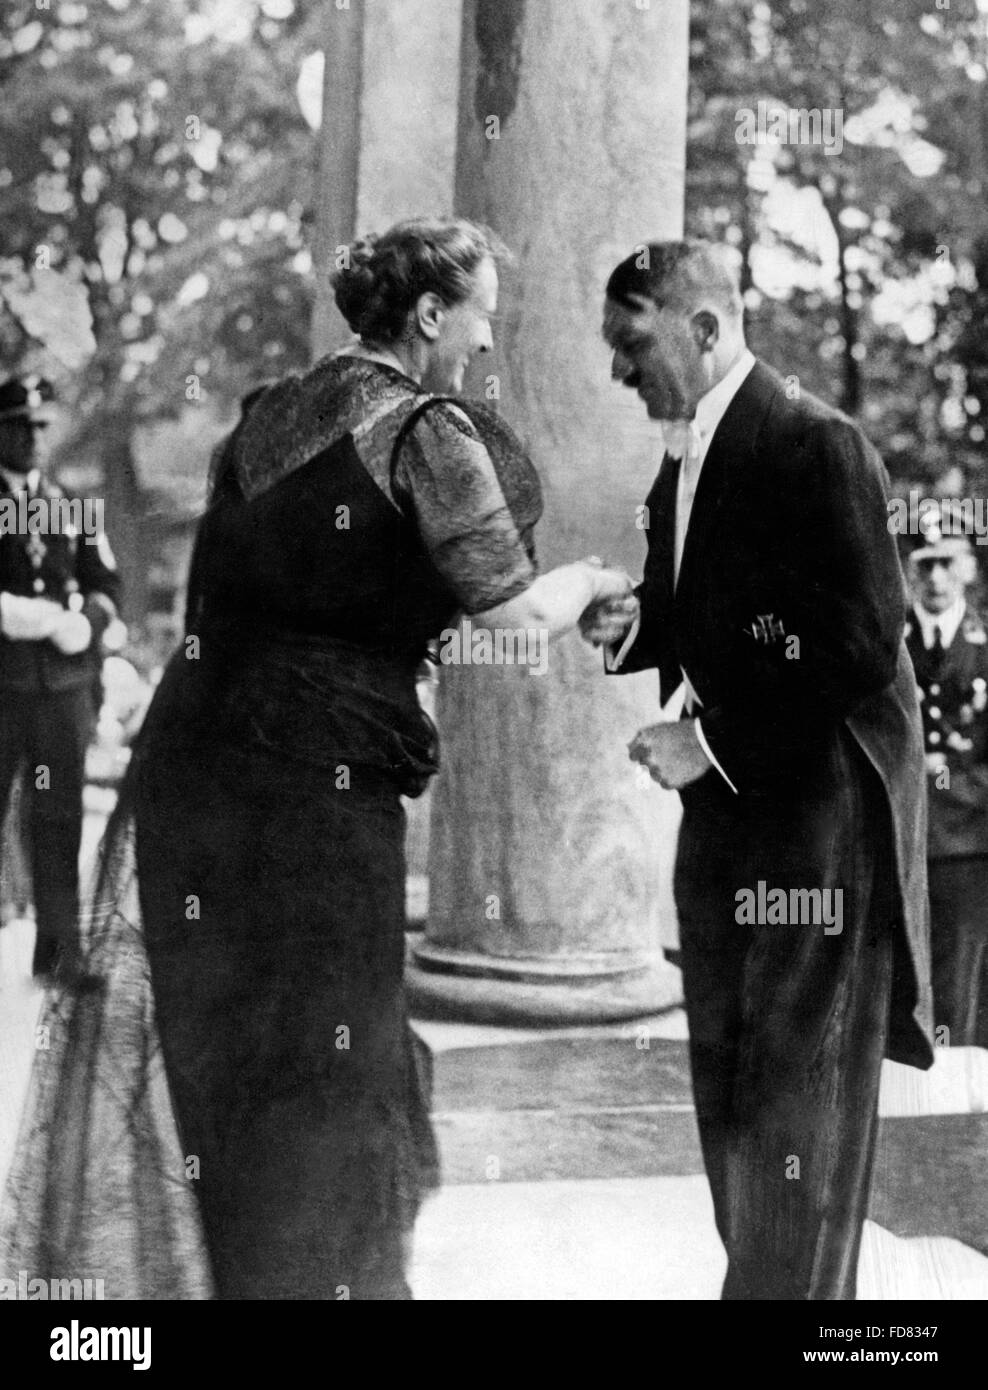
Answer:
xmin=628 ymin=720 xmax=712 ymax=790
xmin=579 ymin=593 xmax=640 ymax=647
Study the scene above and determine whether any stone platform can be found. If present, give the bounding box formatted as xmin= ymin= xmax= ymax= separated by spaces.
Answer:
xmin=412 ymin=1015 xmax=988 ymax=1299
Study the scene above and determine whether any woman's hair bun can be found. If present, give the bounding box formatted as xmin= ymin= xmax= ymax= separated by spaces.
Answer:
xmin=346 ymin=234 xmax=378 ymax=270
xmin=330 ymin=217 xmax=509 ymax=344
xmin=331 ymin=235 xmax=381 ymax=335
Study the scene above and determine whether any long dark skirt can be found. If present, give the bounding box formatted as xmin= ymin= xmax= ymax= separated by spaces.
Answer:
xmin=135 ymin=733 xmax=439 ymax=1300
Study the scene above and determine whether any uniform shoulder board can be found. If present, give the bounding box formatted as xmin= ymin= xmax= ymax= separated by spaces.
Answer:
xmin=96 ymin=532 xmax=117 ymax=571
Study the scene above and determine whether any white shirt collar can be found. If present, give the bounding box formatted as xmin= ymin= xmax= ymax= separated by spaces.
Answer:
xmin=660 ymin=350 xmax=756 ymax=462
xmin=693 ymin=348 xmax=757 ymax=445
xmin=913 ymin=594 xmax=966 ymax=650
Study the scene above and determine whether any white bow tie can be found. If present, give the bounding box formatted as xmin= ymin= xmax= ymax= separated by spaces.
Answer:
xmin=661 ymin=419 xmax=703 ymax=463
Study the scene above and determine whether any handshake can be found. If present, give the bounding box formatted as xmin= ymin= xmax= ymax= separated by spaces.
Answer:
xmin=578 ymin=557 xmax=639 ymax=650
xmin=0 ymin=592 xmax=93 ymax=655
xmin=574 ymin=561 xmax=712 ymax=791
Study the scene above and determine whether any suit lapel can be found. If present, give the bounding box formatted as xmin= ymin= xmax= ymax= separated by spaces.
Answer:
xmin=676 ymin=360 xmax=782 ymax=603
xmin=640 ymin=451 xmax=683 ymax=701
xmin=645 ymin=452 xmax=678 ymax=603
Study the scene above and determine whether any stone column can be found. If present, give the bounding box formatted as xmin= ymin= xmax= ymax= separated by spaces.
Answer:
xmin=310 ymin=0 xmax=365 ymax=358
xmin=310 ymin=0 xmax=463 ymax=358
xmin=407 ymin=0 xmax=692 ymax=1021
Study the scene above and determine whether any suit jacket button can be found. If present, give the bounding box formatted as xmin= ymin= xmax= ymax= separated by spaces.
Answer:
xmin=928 ymin=730 xmax=942 ymax=745
xmin=928 ymin=706 xmax=941 ymax=719
xmin=930 ymin=683 xmax=941 ymax=695
xmin=32 ymin=578 xmax=45 ymax=593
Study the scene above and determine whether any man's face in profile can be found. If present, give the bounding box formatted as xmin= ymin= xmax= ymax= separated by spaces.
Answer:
xmin=603 ymin=293 xmax=706 ymax=421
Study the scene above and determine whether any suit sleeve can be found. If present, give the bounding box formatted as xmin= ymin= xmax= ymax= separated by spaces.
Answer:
xmin=604 ymin=582 xmax=665 ymax=674
xmin=698 ymin=419 xmax=903 ymax=793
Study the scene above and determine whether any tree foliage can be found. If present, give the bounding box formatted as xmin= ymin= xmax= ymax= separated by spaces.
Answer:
xmin=688 ymin=0 xmax=988 ymax=494
xmin=0 ymin=0 xmax=321 ymax=468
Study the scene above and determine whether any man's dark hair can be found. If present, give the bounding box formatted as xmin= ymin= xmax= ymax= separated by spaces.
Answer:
xmin=606 ymin=239 xmax=743 ymax=321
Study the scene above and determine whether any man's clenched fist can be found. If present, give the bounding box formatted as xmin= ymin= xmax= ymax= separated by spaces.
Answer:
xmin=628 ymin=720 xmax=712 ymax=790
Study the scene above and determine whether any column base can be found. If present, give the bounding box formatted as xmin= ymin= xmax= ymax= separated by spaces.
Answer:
xmin=405 ymin=934 xmax=683 ymax=1024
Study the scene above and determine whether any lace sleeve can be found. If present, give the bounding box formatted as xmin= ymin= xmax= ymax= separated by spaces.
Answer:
xmin=395 ymin=402 xmax=538 ymax=615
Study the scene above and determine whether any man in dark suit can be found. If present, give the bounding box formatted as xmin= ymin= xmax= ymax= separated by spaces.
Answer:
xmin=587 ymin=240 xmax=934 ymax=1300
xmin=0 ymin=376 xmax=122 ymax=981
xmin=904 ymin=505 xmax=988 ymax=1047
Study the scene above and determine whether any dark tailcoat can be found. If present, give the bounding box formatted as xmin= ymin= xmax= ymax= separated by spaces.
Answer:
xmin=618 ymin=360 xmax=933 ymax=1069
xmin=612 ymin=358 xmax=934 ymax=1300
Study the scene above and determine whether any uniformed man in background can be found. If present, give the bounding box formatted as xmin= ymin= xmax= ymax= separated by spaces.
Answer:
xmin=0 ymin=375 xmax=122 ymax=982
xmin=905 ymin=502 xmax=988 ymax=1047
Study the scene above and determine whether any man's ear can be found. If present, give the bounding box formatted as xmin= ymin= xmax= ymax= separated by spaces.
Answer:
xmin=691 ymin=310 xmax=719 ymax=352
xmin=415 ymin=291 xmax=445 ymax=342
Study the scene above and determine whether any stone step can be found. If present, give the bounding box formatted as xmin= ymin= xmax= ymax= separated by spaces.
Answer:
xmin=426 ymin=1033 xmax=988 ymax=1257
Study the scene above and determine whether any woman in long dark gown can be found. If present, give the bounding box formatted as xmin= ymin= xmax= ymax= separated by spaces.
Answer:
xmin=0 ymin=218 xmax=634 ymax=1300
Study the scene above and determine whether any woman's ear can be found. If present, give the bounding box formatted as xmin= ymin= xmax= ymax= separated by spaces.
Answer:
xmin=415 ymin=291 xmax=446 ymax=342
xmin=691 ymin=310 xmax=719 ymax=352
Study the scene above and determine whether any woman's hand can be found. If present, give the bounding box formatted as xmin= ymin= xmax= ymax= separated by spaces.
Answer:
xmin=581 ymin=558 xmax=635 ymax=606
xmin=475 ymin=560 xmax=634 ymax=644
xmin=586 ymin=564 xmax=633 ymax=608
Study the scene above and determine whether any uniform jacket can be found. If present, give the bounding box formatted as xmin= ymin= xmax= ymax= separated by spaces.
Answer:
xmin=613 ymin=359 xmax=934 ymax=1069
xmin=0 ymin=470 xmax=121 ymax=693
xmin=906 ymin=603 xmax=988 ymax=860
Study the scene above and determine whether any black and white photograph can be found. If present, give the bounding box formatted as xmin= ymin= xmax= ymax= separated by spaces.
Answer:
xmin=0 ymin=0 xmax=985 ymax=1351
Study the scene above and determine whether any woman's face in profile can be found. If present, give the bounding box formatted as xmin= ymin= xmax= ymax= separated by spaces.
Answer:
xmin=423 ymin=257 xmax=498 ymax=394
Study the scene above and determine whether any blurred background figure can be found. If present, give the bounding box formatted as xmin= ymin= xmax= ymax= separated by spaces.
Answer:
xmin=905 ymin=502 xmax=988 ymax=1049
xmin=0 ymin=375 xmax=122 ymax=983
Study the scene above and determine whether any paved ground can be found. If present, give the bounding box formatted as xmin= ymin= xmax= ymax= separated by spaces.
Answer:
xmin=2 ymin=792 xmax=987 ymax=1300
xmin=410 ymin=1016 xmax=988 ymax=1300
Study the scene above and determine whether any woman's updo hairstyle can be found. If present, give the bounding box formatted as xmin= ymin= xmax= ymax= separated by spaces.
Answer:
xmin=332 ymin=217 xmax=509 ymax=345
